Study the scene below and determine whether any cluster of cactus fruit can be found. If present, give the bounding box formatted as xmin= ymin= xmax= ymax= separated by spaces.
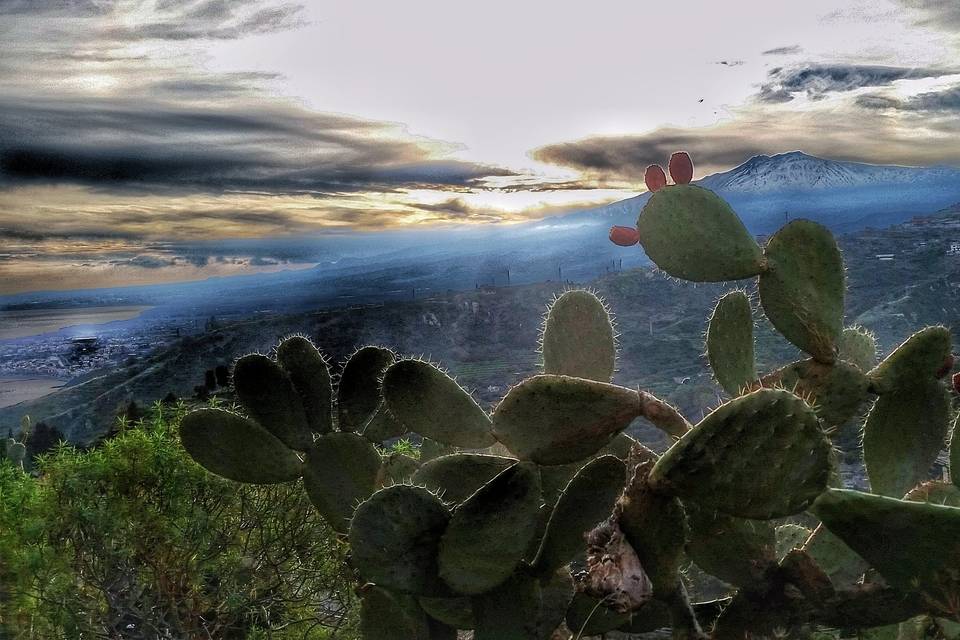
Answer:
xmin=179 ymin=151 xmax=960 ymax=639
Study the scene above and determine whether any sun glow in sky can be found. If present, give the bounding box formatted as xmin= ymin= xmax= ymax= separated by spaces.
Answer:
xmin=2 ymin=0 xmax=960 ymax=293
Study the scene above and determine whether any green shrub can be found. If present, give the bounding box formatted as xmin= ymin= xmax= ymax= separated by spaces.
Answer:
xmin=0 ymin=403 xmax=357 ymax=639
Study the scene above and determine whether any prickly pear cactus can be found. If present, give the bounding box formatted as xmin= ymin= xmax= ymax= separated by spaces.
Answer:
xmin=177 ymin=150 xmax=959 ymax=639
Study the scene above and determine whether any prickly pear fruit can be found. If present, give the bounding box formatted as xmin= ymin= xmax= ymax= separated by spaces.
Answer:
xmin=350 ymin=485 xmax=450 ymax=595
xmin=609 ymin=225 xmax=640 ymax=247
xmin=233 ymin=353 xmax=313 ymax=450
xmin=759 ymin=220 xmax=844 ymax=363
xmin=644 ymin=164 xmax=668 ymax=192
xmin=668 ymin=151 xmax=694 ymax=184
xmin=179 ymin=408 xmax=303 ymax=484
xmin=541 ymin=289 xmax=616 ymax=382
xmin=649 ymin=388 xmax=830 ymax=519
xmin=382 ymin=359 xmax=495 ymax=448
xmin=636 ymin=185 xmax=764 ymax=282
xmin=437 ymin=463 xmax=541 ymax=595
xmin=492 ymin=375 xmax=641 ymax=465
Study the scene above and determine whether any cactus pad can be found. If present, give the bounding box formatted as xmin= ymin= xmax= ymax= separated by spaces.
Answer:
xmin=801 ymin=523 xmax=868 ymax=587
xmin=411 ymin=453 xmax=516 ymax=504
xmin=707 ymin=290 xmax=756 ymax=395
xmin=867 ymin=326 xmax=952 ymax=393
xmin=649 ymin=388 xmax=831 ymax=519
xmin=438 ymin=462 xmax=542 ymax=595
xmin=685 ymin=504 xmax=776 ymax=587
xmin=863 ymin=381 xmax=950 ymax=498
xmin=233 ymin=353 xmax=313 ymax=450
xmin=350 ymin=485 xmax=450 ymax=594
xmin=565 ymin=592 xmax=632 ymax=636
xmin=179 ymin=408 xmax=303 ymax=484
xmin=838 ymin=326 xmax=877 ymax=371
xmin=302 ymin=432 xmax=382 ymax=533
xmin=382 ymin=359 xmax=495 ymax=448
xmin=541 ymin=289 xmax=616 ymax=382
xmin=635 ymin=185 xmax=764 ymax=282
xmin=492 ymin=375 xmax=641 ymax=465
xmin=532 ymin=455 xmax=626 ymax=576
xmin=758 ymin=220 xmax=844 ymax=363
xmin=360 ymin=587 xmax=432 ymax=640
xmin=378 ymin=452 xmax=421 ymax=486
xmin=473 ymin=571 xmax=573 ymax=640
xmin=275 ymin=336 xmax=334 ymax=438
xmin=811 ymin=488 xmax=960 ymax=592
xmin=361 ymin=406 xmax=406 ymax=443
xmin=418 ymin=596 xmax=475 ymax=629
xmin=767 ymin=358 xmax=871 ymax=429
xmin=338 ymin=346 xmax=396 ymax=432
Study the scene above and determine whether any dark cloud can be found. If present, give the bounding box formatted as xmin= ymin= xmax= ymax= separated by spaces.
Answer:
xmin=762 ymin=45 xmax=803 ymax=56
xmin=896 ymin=1 xmax=960 ymax=30
xmin=856 ymin=84 xmax=960 ymax=112
xmin=757 ymin=64 xmax=956 ymax=103
xmin=1 ymin=0 xmax=305 ymax=41
xmin=0 ymin=94 xmax=513 ymax=195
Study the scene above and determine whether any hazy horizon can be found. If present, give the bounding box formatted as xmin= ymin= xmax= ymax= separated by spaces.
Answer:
xmin=4 ymin=1 xmax=960 ymax=293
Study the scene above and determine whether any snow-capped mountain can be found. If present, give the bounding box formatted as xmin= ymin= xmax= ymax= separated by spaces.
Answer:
xmin=698 ymin=151 xmax=960 ymax=194
xmin=561 ymin=151 xmax=960 ymax=234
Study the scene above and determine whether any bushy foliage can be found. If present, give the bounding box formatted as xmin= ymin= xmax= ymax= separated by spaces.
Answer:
xmin=0 ymin=403 xmax=358 ymax=639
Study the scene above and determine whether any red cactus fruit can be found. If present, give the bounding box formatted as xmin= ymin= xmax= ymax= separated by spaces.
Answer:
xmin=644 ymin=164 xmax=667 ymax=192
xmin=937 ymin=354 xmax=955 ymax=379
xmin=668 ymin=152 xmax=694 ymax=184
xmin=952 ymin=371 xmax=960 ymax=394
xmin=609 ymin=225 xmax=640 ymax=247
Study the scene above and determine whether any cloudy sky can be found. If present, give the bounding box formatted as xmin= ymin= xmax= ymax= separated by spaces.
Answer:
xmin=2 ymin=0 xmax=960 ymax=294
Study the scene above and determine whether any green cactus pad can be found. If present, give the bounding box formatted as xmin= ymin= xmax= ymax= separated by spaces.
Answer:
xmin=378 ymin=452 xmax=421 ymax=486
xmin=541 ymin=289 xmax=616 ymax=382
xmin=419 ymin=437 xmax=456 ymax=463
xmin=302 ymin=432 xmax=382 ymax=534
xmin=532 ymin=455 xmax=626 ymax=576
xmin=350 ymin=485 xmax=450 ymax=594
xmin=539 ymin=434 xmax=644 ymax=506
xmin=801 ymin=523 xmax=868 ymax=587
xmin=767 ymin=358 xmax=871 ymax=429
xmin=275 ymin=336 xmax=334 ymax=438
xmin=867 ymin=326 xmax=952 ymax=393
xmin=811 ymin=488 xmax=960 ymax=592
xmin=418 ymin=596 xmax=475 ymax=629
xmin=473 ymin=571 xmax=573 ymax=640
xmin=863 ymin=381 xmax=950 ymax=498
xmin=233 ymin=353 xmax=313 ymax=450
xmin=838 ymin=326 xmax=877 ymax=371
xmin=617 ymin=472 xmax=687 ymax=594
xmin=635 ymin=185 xmax=764 ymax=281
xmin=649 ymin=388 xmax=831 ymax=519
xmin=438 ymin=462 xmax=542 ymax=595
xmin=179 ymin=408 xmax=303 ymax=484
xmin=361 ymin=406 xmax=407 ymax=443
xmin=564 ymin=592 xmax=632 ymax=636
xmin=411 ymin=453 xmax=516 ymax=504
xmin=382 ymin=359 xmax=495 ymax=448
xmin=338 ymin=346 xmax=396 ymax=432
xmin=492 ymin=375 xmax=641 ymax=465
xmin=774 ymin=524 xmax=812 ymax=560
xmin=707 ymin=290 xmax=757 ymax=395
xmin=685 ymin=504 xmax=776 ymax=587
xmin=360 ymin=587 xmax=432 ymax=640
xmin=758 ymin=220 xmax=844 ymax=363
